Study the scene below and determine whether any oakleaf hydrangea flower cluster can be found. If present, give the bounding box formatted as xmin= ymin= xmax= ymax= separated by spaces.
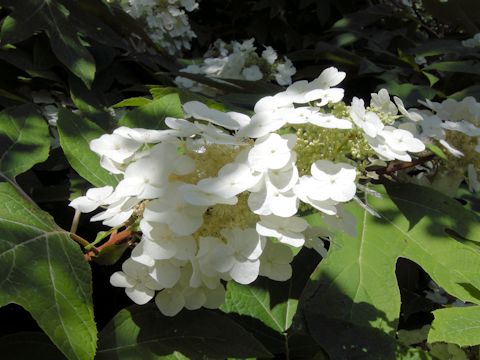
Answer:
xmin=175 ymin=38 xmax=296 ymax=95
xmin=70 ymin=67 xmax=427 ymax=316
xmin=118 ymin=0 xmax=198 ymax=54
xmin=397 ymin=96 xmax=480 ymax=194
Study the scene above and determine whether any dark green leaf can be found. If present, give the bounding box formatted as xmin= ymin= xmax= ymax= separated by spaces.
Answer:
xmin=0 ymin=0 xmax=96 ymax=87
xmin=380 ymin=82 xmax=436 ymax=107
xmin=57 ymin=108 xmax=119 ymax=187
xmin=0 ymin=183 xmax=96 ymax=360
xmin=97 ymin=305 xmax=272 ymax=359
xmin=69 ymin=75 xmax=112 ymax=129
xmin=0 ymin=332 xmax=65 ymax=360
xmin=425 ymin=61 xmax=480 ymax=76
xmin=0 ymin=104 xmax=49 ymax=180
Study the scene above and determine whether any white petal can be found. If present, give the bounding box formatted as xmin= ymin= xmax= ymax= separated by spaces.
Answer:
xmin=439 ymin=139 xmax=464 ymax=157
xmin=183 ymin=101 xmax=240 ymax=130
xmin=229 ymin=260 xmax=260 ymax=284
xmin=150 ymin=261 xmax=181 ymax=288
xmin=69 ymin=196 xmax=99 ymax=213
xmin=125 ymin=285 xmax=154 ymax=305
xmin=182 ymin=184 xmax=238 ymax=206
xmin=155 ymin=289 xmax=185 ymax=316
xmin=110 ymin=271 xmax=135 ymax=288
xmin=183 ymin=287 xmax=207 ymax=310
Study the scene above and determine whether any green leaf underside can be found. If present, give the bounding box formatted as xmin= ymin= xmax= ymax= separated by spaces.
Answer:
xmin=0 ymin=104 xmax=49 ymax=180
xmin=0 ymin=332 xmax=65 ymax=360
xmin=57 ymin=108 xmax=119 ymax=188
xmin=96 ymin=305 xmax=272 ymax=359
xmin=299 ymin=182 xmax=480 ymax=360
xmin=0 ymin=183 xmax=96 ymax=360
xmin=0 ymin=0 xmax=96 ymax=87
xmin=429 ymin=306 xmax=480 ymax=347
xmin=118 ymin=93 xmax=183 ymax=129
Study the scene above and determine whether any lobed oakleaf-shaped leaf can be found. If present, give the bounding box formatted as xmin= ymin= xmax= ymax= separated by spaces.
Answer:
xmin=298 ymin=202 xmax=402 ymax=360
xmin=428 ymin=306 xmax=480 ymax=347
xmin=0 ymin=0 xmax=96 ymax=87
xmin=384 ymin=182 xmax=480 ymax=304
xmin=221 ymin=248 xmax=320 ymax=336
xmin=298 ymin=181 xmax=480 ymax=360
xmin=96 ymin=305 xmax=272 ymax=359
xmin=57 ymin=108 xmax=119 ymax=188
xmin=0 ymin=183 xmax=97 ymax=360
xmin=118 ymin=93 xmax=183 ymax=129
xmin=0 ymin=104 xmax=49 ymax=180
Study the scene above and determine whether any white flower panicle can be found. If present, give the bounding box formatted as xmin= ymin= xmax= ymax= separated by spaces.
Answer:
xmin=119 ymin=0 xmax=199 ymax=55
xmin=70 ymin=67 xmax=432 ymax=316
xmin=175 ymin=38 xmax=296 ymax=94
xmin=406 ymin=96 xmax=480 ymax=193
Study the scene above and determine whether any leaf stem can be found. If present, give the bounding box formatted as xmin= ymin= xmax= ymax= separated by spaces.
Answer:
xmin=69 ymin=233 xmax=92 ymax=248
xmin=0 ymin=172 xmax=35 ymax=204
xmin=70 ymin=209 xmax=81 ymax=234
xmin=378 ymin=154 xmax=436 ymax=175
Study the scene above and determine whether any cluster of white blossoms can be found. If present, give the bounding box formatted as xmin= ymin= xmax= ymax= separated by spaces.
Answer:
xmin=175 ymin=38 xmax=296 ymax=95
xmin=396 ymin=96 xmax=480 ymax=194
xmin=70 ymin=67 xmax=427 ymax=316
xmin=462 ymin=33 xmax=480 ymax=48
xmin=118 ymin=0 xmax=198 ymax=54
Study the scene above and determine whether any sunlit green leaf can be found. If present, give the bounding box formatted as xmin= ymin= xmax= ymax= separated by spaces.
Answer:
xmin=299 ymin=182 xmax=480 ymax=359
xmin=426 ymin=143 xmax=447 ymax=160
xmin=221 ymin=281 xmax=297 ymax=334
xmin=119 ymin=93 xmax=183 ymax=129
xmin=428 ymin=306 xmax=480 ymax=347
xmin=112 ymin=97 xmax=152 ymax=108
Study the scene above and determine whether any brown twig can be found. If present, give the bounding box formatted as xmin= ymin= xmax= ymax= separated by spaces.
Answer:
xmin=378 ymin=154 xmax=436 ymax=175
xmin=84 ymin=228 xmax=133 ymax=261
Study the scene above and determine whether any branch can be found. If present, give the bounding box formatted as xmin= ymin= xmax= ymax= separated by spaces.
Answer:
xmin=378 ymin=154 xmax=436 ymax=175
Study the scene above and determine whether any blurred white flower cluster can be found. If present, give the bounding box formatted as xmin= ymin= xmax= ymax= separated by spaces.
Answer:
xmin=398 ymin=96 xmax=480 ymax=194
xmin=462 ymin=33 xmax=480 ymax=48
xmin=175 ymin=38 xmax=296 ymax=95
xmin=120 ymin=0 xmax=199 ymax=54
xmin=70 ymin=67 xmax=427 ymax=316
